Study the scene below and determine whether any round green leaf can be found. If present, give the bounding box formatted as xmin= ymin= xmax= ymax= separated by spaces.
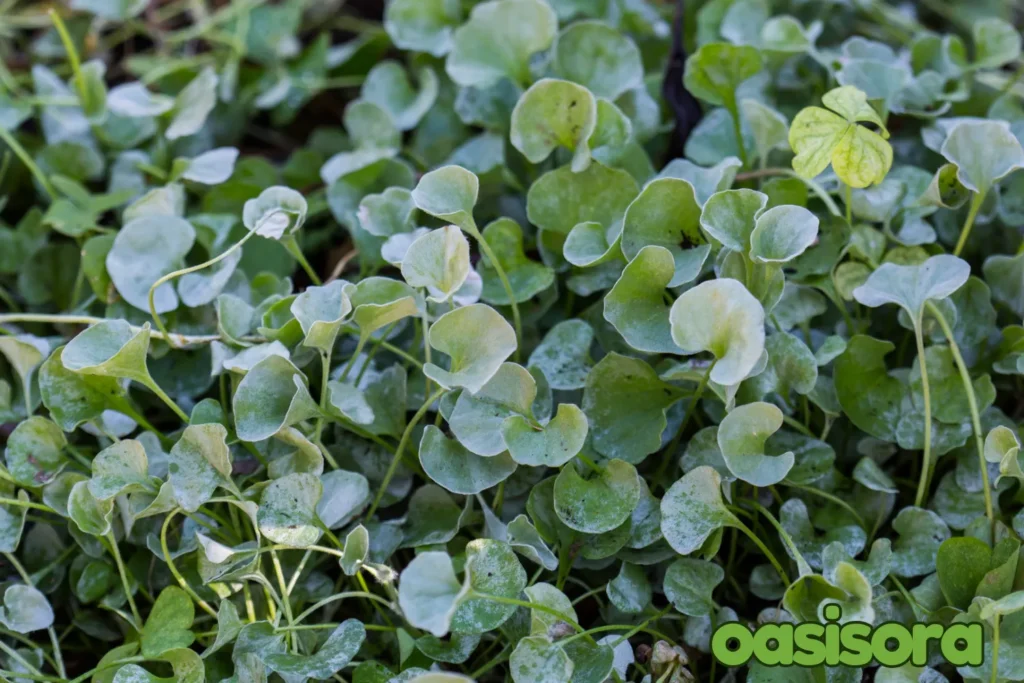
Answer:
xmin=384 ymin=0 xmax=462 ymax=56
xmin=502 ymin=404 xmax=588 ymax=467
xmin=5 ymin=416 xmax=67 ymax=487
xmin=419 ymin=425 xmax=517 ymax=494
xmin=940 ymin=119 xmax=1024 ymax=196
xmin=718 ymin=402 xmax=794 ymax=486
xmin=168 ymin=423 xmax=232 ymax=513
xmin=669 ymin=278 xmax=766 ymax=386
xmin=233 ymin=355 xmax=320 ymax=442
xmin=0 ymin=585 xmax=53 ymax=634
xmin=749 ymin=205 xmax=819 ymax=264
xmin=604 ymin=246 xmax=682 ymax=354
xmin=552 ymin=21 xmax=642 ymax=100
xmin=242 ymin=186 xmax=307 ymax=240
xmin=510 ymin=79 xmax=597 ymax=171
xmin=106 ymin=215 xmax=195 ymax=313
xmin=553 ymin=459 xmax=641 ymax=534
xmin=424 ymin=304 xmax=517 ymax=393
xmin=401 ymin=225 xmax=471 ymax=303
xmin=663 ymin=558 xmax=725 ymax=617
xmin=398 ymin=551 xmax=467 ymax=637
xmin=526 ymin=162 xmax=638 ymax=236
xmin=660 ymin=466 xmax=740 ymax=555
xmin=257 ymin=473 xmax=324 ymax=548
xmin=452 ymin=539 xmax=527 ymax=633
xmin=290 ymin=280 xmax=353 ymax=352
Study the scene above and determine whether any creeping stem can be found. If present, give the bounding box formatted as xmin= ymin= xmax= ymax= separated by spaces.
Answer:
xmin=912 ymin=317 xmax=934 ymax=508
xmin=954 ymin=191 xmax=986 ymax=257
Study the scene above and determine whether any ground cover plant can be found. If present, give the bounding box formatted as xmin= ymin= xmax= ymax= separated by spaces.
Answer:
xmin=1 ymin=0 xmax=1024 ymax=681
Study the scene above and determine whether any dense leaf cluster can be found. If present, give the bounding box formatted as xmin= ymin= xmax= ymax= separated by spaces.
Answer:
xmin=0 ymin=1 xmax=1024 ymax=682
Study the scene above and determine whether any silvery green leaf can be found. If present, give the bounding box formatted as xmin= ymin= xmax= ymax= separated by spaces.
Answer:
xmin=233 ymin=355 xmax=320 ymax=442
xmin=973 ymin=17 xmax=1021 ymax=69
xmin=243 ymin=186 xmax=307 ymax=240
xmin=59 ymin=320 xmax=153 ymax=383
xmin=257 ymin=473 xmax=324 ymax=548
xmin=478 ymin=218 xmax=555 ymax=305
xmin=670 ymin=278 xmax=766 ymax=386
xmin=70 ymin=0 xmax=147 ymax=20
xmin=553 ymin=20 xmax=642 ymax=99
xmin=420 ymin=425 xmax=516 ymax=494
xmin=416 ymin=632 xmax=481 ymax=664
xmin=0 ymin=484 xmax=28 ymax=553
xmin=222 ymin=341 xmax=289 ymax=375
xmin=402 ymin=485 xmax=467 ymax=548
xmin=506 ymin=515 xmax=558 ymax=570
xmin=528 ymin=320 xmax=594 ymax=391
xmin=166 ymin=67 xmax=218 ymax=140
xmin=178 ymin=248 xmax=241 ymax=309
xmin=664 ymin=558 xmax=725 ymax=617
xmin=345 ymin=277 xmax=421 ymax=344
xmin=606 ymin=563 xmax=651 ymax=614
xmin=583 ymin=353 xmax=685 ymax=463
xmin=553 ymin=459 xmax=641 ymax=534
xmin=446 ymin=0 xmax=558 ymax=88
xmin=141 ymin=586 xmax=194 ymax=657
xmin=940 ymin=120 xmax=1024 ymax=195
xmin=68 ymin=480 xmax=114 ymax=536
xmin=5 ymin=416 xmax=67 ymax=487
xmin=657 ymin=156 xmax=742 ymax=207
xmin=0 ymin=586 xmax=53 ymax=634
xmin=511 ymin=635 xmax=573 ymax=683
xmin=401 ymin=226 xmax=471 ymax=303
xmin=749 ymin=205 xmax=819 ymax=264
xmin=526 ymin=162 xmax=638 ymax=236
xmin=326 ymin=381 xmax=374 ymax=425
xmin=661 ymin=466 xmax=739 ymax=555
xmin=502 ymin=404 xmax=588 ymax=467
xmin=362 ymin=62 xmax=439 ymax=131
xmin=740 ymin=99 xmax=789 ymax=163
xmin=177 ymin=147 xmax=238 ymax=184
xmin=168 ymin=424 xmax=232 ymax=512
xmin=424 ymin=304 xmax=517 ymax=393
xmin=510 ymin=79 xmax=596 ymax=171
xmin=358 ymin=187 xmax=417 ymax=238
xmin=107 ymin=82 xmax=174 ymax=117
xmin=890 ymin=506 xmax=950 ymax=577
xmin=620 ymin=178 xmax=708 ymax=288
xmin=88 ymin=439 xmax=151 ymax=500
xmin=106 ymin=215 xmax=195 ymax=313
xmin=0 ymin=335 xmax=46 ymax=409
xmin=291 ymin=280 xmax=352 ymax=352
xmin=266 ymin=620 xmax=365 ymax=679
xmin=852 ymin=457 xmax=898 ymax=493
xmin=983 ymin=251 xmax=1024 ymax=318
xmin=853 ymin=254 xmax=970 ymax=319
xmin=684 ymin=43 xmax=763 ymax=109
xmin=604 ymin=246 xmax=681 ymax=354
xmin=718 ymin=402 xmax=794 ymax=486
xmin=452 ymin=539 xmax=526 ymax=633
xmin=411 ymin=165 xmax=479 ymax=231
xmin=339 ymin=524 xmax=369 ymax=575
xmin=920 ymin=163 xmax=969 ymax=209
xmin=384 ymin=0 xmax=462 ymax=56
xmin=398 ymin=551 xmax=468 ymax=637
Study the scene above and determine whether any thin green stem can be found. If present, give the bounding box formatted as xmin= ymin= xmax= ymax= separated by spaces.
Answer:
xmin=365 ymin=388 xmax=445 ymax=518
xmin=161 ymin=510 xmax=218 ymax=618
xmin=954 ymin=191 xmax=985 ymax=257
xmin=105 ymin=533 xmax=142 ymax=629
xmin=283 ymin=235 xmax=322 ymax=285
xmin=844 ymin=182 xmax=853 ymax=224
xmin=148 ymin=230 xmax=256 ymax=346
xmin=734 ymin=519 xmax=791 ymax=586
xmin=735 ymin=168 xmax=842 ymax=217
xmin=926 ymin=301 xmax=994 ymax=527
xmin=143 ymin=377 xmax=191 ymax=424
xmin=992 ymin=614 xmax=1001 ymax=683
xmin=48 ymin=10 xmax=89 ymax=114
xmin=471 ymin=593 xmax=593 ymax=641
xmin=727 ymin=103 xmax=749 ymax=167
xmin=0 ymin=313 xmax=245 ymax=346
xmin=338 ymin=337 xmax=366 ymax=383
xmin=781 ymin=481 xmax=867 ymax=530
xmin=653 ymin=360 xmax=716 ymax=487
xmin=0 ymin=498 xmax=57 ymax=514
xmin=781 ymin=415 xmax=816 ymax=438
xmin=474 ymin=230 xmax=522 ymax=362
xmin=269 ymin=549 xmax=296 ymax=648
xmin=913 ymin=321 xmax=934 ymax=508
xmin=314 ymin=348 xmax=333 ymax=446
xmin=293 ymin=591 xmax=393 ymax=625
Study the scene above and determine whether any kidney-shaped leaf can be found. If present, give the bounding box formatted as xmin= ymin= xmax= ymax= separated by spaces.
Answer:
xmin=257 ymin=473 xmax=324 ymax=548
xmin=290 ymin=280 xmax=353 ymax=352
xmin=502 ymin=404 xmax=588 ymax=467
xmin=419 ymin=425 xmax=517 ymax=494
xmin=553 ymin=459 xmax=641 ymax=534
xmin=749 ymin=205 xmax=819 ymax=264
xmin=168 ymin=423 xmax=232 ymax=512
xmin=401 ymin=226 xmax=471 ymax=303
xmin=553 ymin=21 xmax=643 ymax=100
xmin=425 ymin=304 xmax=517 ymax=393
xmin=853 ymin=254 xmax=970 ymax=320
xmin=510 ymin=79 xmax=597 ymax=172
xmin=604 ymin=246 xmax=682 ymax=354
xmin=242 ymin=186 xmax=307 ymax=240
xmin=0 ymin=585 xmax=53 ymax=634
xmin=233 ymin=355 xmax=320 ymax=442
xmin=398 ymin=551 xmax=467 ymax=637
xmin=106 ymin=215 xmax=195 ymax=313
xmin=718 ymin=402 xmax=795 ymax=486
xmin=266 ymin=620 xmax=366 ymax=679
xmin=5 ymin=416 xmax=67 ymax=488
xmin=661 ymin=466 xmax=740 ymax=555
xmin=670 ymin=278 xmax=766 ymax=386
xmin=940 ymin=120 xmax=1024 ymax=196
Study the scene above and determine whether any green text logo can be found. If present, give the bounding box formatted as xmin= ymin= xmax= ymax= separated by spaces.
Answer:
xmin=711 ymin=604 xmax=984 ymax=668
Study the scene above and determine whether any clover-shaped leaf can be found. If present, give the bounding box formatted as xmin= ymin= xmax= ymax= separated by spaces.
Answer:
xmin=510 ymin=79 xmax=597 ymax=172
xmin=265 ymin=620 xmax=366 ymax=679
xmin=789 ymin=85 xmax=893 ymax=187
xmin=141 ymin=587 xmax=194 ymax=657
xmin=0 ymin=585 xmax=53 ymax=634
xmin=718 ymin=402 xmax=795 ymax=486
xmin=446 ymin=0 xmax=557 ymax=88
xmin=420 ymin=426 xmax=517 ymax=494
xmin=401 ymin=226 xmax=471 ymax=303
xmin=425 ymin=304 xmax=517 ymax=393
xmin=242 ymin=186 xmax=307 ymax=240
xmin=553 ymin=459 xmax=641 ymax=534
xmin=106 ymin=215 xmax=195 ymax=313
xmin=233 ymin=355 xmax=320 ymax=442
xmin=257 ymin=473 xmax=324 ymax=548
xmin=398 ymin=552 xmax=467 ymax=637
xmin=670 ymin=278 xmax=766 ymax=386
